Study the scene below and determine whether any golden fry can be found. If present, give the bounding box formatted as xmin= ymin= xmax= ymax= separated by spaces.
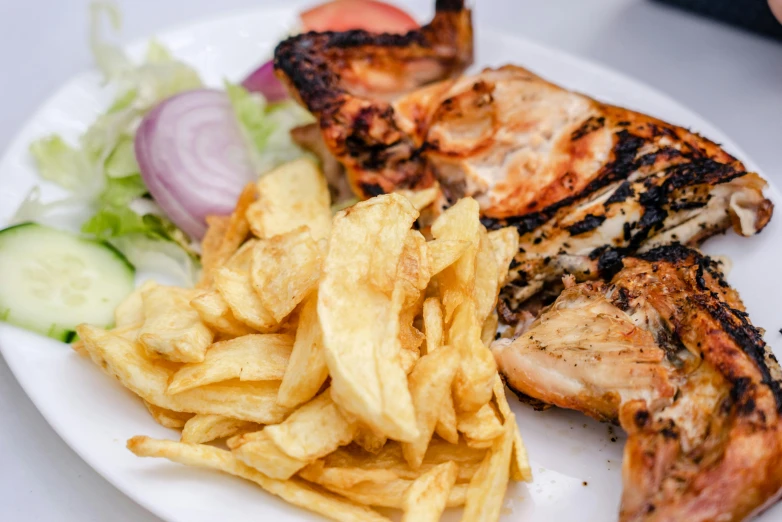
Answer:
xmin=422 ymin=297 xmax=444 ymax=355
xmin=435 ymin=393 xmax=460 ymax=445
xmin=198 ymin=215 xmax=230 ymax=289
xmin=473 ymin=226 xmax=500 ymax=324
xmin=457 ymin=403 xmax=504 ymax=448
xmin=460 ymin=418 xmax=514 ymax=522
xmin=190 ymin=290 xmax=255 ymax=338
xmin=114 ymin=280 xmax=156 ymax=327
xmin=229 ymin=430 xmax=309 ymax=480
xmin=395 ymin=185 xmax=439 ymax=211
xmin=181 ymin=414 xmax=257 ymax=444
xmin=321 ymin=439 xmax=484 ymax=483
xmin=449 ymin=300 xmax=497 ymax=413
xmin=144 ymin=401 xmax=193 ymax=429
xmin=402 ymin=461 xmax=457 ymax=522
xmin=248 ymin=158 xmax=331 ymax=241
xmin=430 ymin=198 xmax=480 ymax=322
xmin=277 ymin=292 xmax=329 ymax=408
xmin=214 ymin=266 xmax=278 ymax=332
xmin=138 ymin=285 xmax=213 ymax=363
xmin=487 ymin=226 xmax=519 ymax=287
xmin=402 ymin=346 xmax=460 ymax=469
xmin=167 ymin=334 xmax=293 ymax=394
xmin=251 ymin=227 xmax=321 ymax=323
xmin=318 ymin=194 xmax=419 ymax=441
xmin=77 ymin=325 xmax=290 ymax=423
xmin=127 ymin=437 xmax=390 ymax=522
xmin=265 ymin=389 xmax=357 ymax=461
xmin=427 ymin=239 xmax=470 ymax=278
xmin=492 ymin=376 xmax=532 ymax=482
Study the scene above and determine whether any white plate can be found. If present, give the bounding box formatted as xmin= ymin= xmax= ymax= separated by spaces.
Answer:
xmin=1 ymin=3 xmax=781 ymax=521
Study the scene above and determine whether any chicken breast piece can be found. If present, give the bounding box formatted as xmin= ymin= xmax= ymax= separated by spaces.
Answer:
xmin=276 ymin=2 xmax=772 ymax=313
xmin=493 ymin=245 xmax=782 ymax=521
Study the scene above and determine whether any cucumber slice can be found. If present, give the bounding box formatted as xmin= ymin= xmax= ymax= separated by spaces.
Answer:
xmin=0 ymin=223 xmax=135 ymax=342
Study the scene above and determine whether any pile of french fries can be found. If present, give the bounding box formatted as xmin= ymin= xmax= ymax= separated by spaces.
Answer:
xmin=74 ymin=158 xmax=532 ymax=521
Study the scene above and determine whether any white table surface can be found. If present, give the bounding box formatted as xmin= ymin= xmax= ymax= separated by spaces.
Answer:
xmin=1 ymin=0 xmax=781 ymax=520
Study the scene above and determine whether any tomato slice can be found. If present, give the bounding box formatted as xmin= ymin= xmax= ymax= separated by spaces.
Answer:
xmin=301 ymin=0 xmax=419 ymax=33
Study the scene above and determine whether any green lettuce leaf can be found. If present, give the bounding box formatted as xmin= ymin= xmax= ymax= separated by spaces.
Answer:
xmin=99 ymin=174 xmax=147 ymax=206
xmin=28 ymin=136 xmax=96 ymax=191
xmin=224 ymin=82 xmax=315 ymax=175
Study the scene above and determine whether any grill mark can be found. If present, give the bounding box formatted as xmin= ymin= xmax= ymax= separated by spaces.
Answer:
xmin=359 ymin=182 xmax=385 ymax=197
xmin=605 ymin=181 xmax=635 ymax=206
xmin=571 ymin=116 xmax=606 ymax=141
xmin=693 ymin=293 xmax=782 ymax=411
xmin=639 ymin=245 xmax=782 ymax=411
xmin=566 ymin=214 xmax=606 ymax=236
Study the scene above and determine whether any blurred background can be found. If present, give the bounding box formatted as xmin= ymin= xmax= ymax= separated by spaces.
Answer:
xmin=0 ymin=1 xmax=780 ymax=521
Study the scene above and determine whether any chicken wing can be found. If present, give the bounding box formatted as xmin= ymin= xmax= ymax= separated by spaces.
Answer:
xmin=493 ymin=245 xmax=782 ymax=521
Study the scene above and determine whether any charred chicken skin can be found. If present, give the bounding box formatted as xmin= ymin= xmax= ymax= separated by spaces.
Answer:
xmin=493 ymin=245 xmax=782 ymax=521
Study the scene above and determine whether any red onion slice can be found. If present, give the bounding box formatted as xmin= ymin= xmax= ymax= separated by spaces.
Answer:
xmin=241 ymin=60 xmax=288 ymax=102
xmin=135 ymin=89 xmax=256 ymax=240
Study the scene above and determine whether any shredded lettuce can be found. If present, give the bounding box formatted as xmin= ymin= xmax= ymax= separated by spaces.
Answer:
xmin=111 ymin=234 xmax=200 ymax=287
xmin=29 ymin=136 xmax=97 ymax=191
xmin=225 ymin=82 xmax=315 ymax=175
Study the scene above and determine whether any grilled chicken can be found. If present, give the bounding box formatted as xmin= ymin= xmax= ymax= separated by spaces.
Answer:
xmin=276 ymin=0 xmax=773 ymax=313
xmin=274 ymin=0 xmax=473 ymax=198
xmin=493 ymin=245 xmax=782 ymax=521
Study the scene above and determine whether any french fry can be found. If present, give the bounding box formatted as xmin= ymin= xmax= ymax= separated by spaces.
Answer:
xmin=277 ymin=292 xmax=329 ymax=408
xmin=300 ymin=470 xmax=468 ymax=509
xmin=198 ymin=184 xmax=256 ymax=288
xmin=190 ymin=290 xmax=255 ymax=338
xmin=353 ymin=427 xmax=388 ymax=455
xmin=214 ymin=266 xmax=278 ymax=332
xmin=427 ymin=239 xmax=470 ymax=278
xmin=481 ymin=312 xmax=499 ymax=347
xmin=473 ymin=226 xmax=500 ymax=324
xmin=144 ymin=401 xmax=193 ymax=429
xmin=457 ymin=403 xmax=504 ymax=449
xmin=430 ymin=198 xmax=480 ymax=322
xmin=402 ymin=461 xmax=457 ymax=522
xmin=422 ymin=297 xmax=444 ymax=355
xmin=224 ymin=238 xmax=258 ymax=271
xmin=402 ymin=346 xmax=460 ymax=469
xmin=248 ymin=158 xmax=331 ymax=241
xmin=395 ymin=185 xmax=440 ymax=211
xmin=448 ymin=300 xmax=497 ymax=413
xmin=492 ymin=376 xmax=532 ymax=482
xmin=435 ymin=394 xmax=460 ymax=445
xmin=167 ymin=334 xmax=293 ymax=394
xmin=265 ymin=389 xmax=357 ymax=461
xmin=318 ymin=194 xmax=419 ymax=441
xmin=251 ymin=227 xmax=321 ymax=323
xmin=460 ymin=417 xmax=514 ymax=522
xmin=229 ymin=430 xmax=309 ymax=480
xmin=302 ymin=460 xmax=399 ymax=488
xmin=138 ymin=285 xmax=213 ymax=363
xmin=77 ymin=325 xmax=290 ymax=423
xmin=321 ymin=439 xmax=485 ymax=483
xmin=114 ymin=280 xmax=156 ymax=327
xmin=181 ymin=414 xmax=257 ymax=444
xmin=399 ymin=346 xmax=421 ymax=375
xmin=198 ymin=215 xmax=230 ymax=289
xmin=487 ymin=226 xmax=519 ymax=287
xmin=127 ymin=437 xmax=391 ymax=522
